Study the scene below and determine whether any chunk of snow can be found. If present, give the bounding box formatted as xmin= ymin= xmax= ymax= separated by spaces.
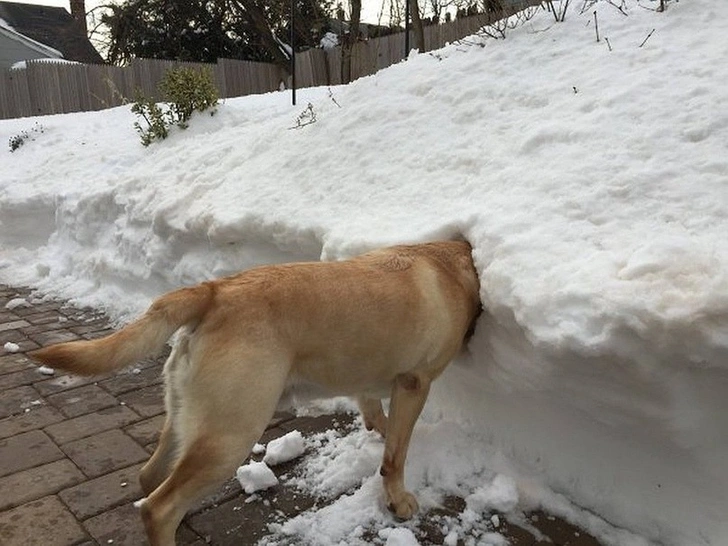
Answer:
xmin=37 ymin=365 xmax=55 ymax=375
xmin=252 ymin=442 xmax=266 ymax=455
xmin=263 ymin=430 xmax=305 ymax=466
xmin=5 ymin=298 xmax=29 ymax=310
xmin=3 ymin=342 xmax=20 ymax=353
xmin=236 ymin=461 xmax=278 ymax=494
xmin=465 ymin=475 xmax=519 ymax=515
xmin=379 ymin=527 xmax=420 ymax=546
xmin=479 ymin=533 xmax=508 ymax=546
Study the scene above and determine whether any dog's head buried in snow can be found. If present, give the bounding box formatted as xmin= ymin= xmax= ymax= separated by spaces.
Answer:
xmin=31 ymin=241 xmax=482 ymax=546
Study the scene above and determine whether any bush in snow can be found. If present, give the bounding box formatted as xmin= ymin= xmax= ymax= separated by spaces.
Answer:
xmin=132 ymin=66 xmax=218 ymax=147
xmin=8 ymin=122 xmax=45 ymax=152
xmin=159 ymin=67 xmax=218 ymax=127
xmin=479 ymin=1 xmax=542 ymax=40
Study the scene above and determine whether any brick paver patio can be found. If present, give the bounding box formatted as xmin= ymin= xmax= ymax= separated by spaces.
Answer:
xmin=0 ymin=284 xmax=602 ymax=545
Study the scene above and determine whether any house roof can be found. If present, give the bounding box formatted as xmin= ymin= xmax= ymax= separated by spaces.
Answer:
xmin=0 ymin=1 xmax=103 ymax=64
xmin=1 ymin=15 xmax=63 ymax=59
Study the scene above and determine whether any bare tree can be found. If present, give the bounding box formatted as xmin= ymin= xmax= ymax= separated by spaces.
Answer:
xmin=408 ymin=0 xmax=425 ymax=51
xmin=231 ymin=0 xmax=292 ymax=69
xmin=341 ymin=0 xmax=362 ymax=83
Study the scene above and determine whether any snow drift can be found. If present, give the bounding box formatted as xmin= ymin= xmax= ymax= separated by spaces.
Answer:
xmin=1 ymin=1 xmax=727 ymax=544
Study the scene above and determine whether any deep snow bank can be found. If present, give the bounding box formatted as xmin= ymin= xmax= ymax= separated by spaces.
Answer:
xmin=2 ymin=1 xmax=728 ymax=544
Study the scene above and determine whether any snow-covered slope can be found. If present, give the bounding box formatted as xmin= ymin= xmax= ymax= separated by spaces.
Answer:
xmin=2 ymin=1 xmax=727 ymax=544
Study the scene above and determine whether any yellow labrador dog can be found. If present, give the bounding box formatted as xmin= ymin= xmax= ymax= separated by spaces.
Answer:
xmin=31 ymin=241 xmax=481 ymax=546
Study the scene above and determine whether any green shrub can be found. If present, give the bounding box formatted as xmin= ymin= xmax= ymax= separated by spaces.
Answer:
xmin=131 ymin=95 xmax=169 ymax=146
xmin=132 ymin=66 xmax=218 ymax=146
xmin=160 ymin=67 xmax=219 ymax=128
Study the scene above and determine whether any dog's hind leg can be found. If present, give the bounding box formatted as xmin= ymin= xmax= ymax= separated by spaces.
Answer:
xmin=380 ymin=371 xmax=431 ymax=520
xmin=141 ymin=433 xmax=249 ymax=546
xmin=139 ymin=332 xmax=189 ymax=495
xmin=140 ymin=348 xmax=290 ymax=546
xmin=357 ymin=396 xmax=388 ymax=437
xmin=139 ymin=418 xmax=176 ymax=496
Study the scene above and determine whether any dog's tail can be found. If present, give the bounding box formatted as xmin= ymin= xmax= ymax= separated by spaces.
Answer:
xmin=30 ymin=284 xmax=214 ymax=376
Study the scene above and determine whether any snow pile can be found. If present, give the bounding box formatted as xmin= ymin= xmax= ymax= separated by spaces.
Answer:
xmin=237 ymin=461 xmax=279 ymax=494
xmin=237 ymin=431 xmax=307 ymax=494
xmin=379 ymin=528 xmax=420 ymax=546
xmin=3 ymin=342 xmax=20 ymax=353
xmin=2 ymin=1 xmax=728 ymax=545
xmin=464 ymin=475 xmax=518 ymax=515
xmin=5 ymin=297 xmax=30 ymax=310
xmin=263 ymin=430 xmax=306 ymax=466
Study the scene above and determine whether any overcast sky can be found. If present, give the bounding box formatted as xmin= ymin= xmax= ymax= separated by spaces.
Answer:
xmin=18 ymin=0 xmax=389 ymax=24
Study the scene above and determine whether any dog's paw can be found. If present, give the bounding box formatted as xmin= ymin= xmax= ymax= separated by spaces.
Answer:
xmin=387 ymin=491 xmax=419 ymax=520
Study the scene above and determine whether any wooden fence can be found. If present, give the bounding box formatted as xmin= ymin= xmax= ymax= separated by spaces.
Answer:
xmin=0 ymin=5 xmax=539 ymax=120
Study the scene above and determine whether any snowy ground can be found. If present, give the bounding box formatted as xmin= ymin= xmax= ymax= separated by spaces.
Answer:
xmin=2 ymin=1 xmax=728 ymax=545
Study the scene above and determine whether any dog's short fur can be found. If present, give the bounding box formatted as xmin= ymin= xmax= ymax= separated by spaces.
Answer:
xmin=31 ymin=241 xmax=481 ymax=546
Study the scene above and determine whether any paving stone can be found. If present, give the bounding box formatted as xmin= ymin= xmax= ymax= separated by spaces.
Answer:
xmin=20 ymin=321 xmax=74 ymax=336
xmin=0 ymin=319 xmax=30 ymax=333
xmin=0 ymin=367 xmax=45 ymax=390
xmin=27 ymin=329 xmax=81 ymax=347
xmin=60 ymin=464 xmax=144 ymax=519
xmin=187 ymin=480 xmax=316 ymax=546
xmin=527 ymin=510 xmax=603 ymax=546
xmin=0 ymin=405 xmax=65 ymax=440
xmin=83 ymin=502 xmax=202 ymax=546
xmin=0 ymin=310 xmax=22 ymax=323
xmin=81 ymin=502 xmax=149 ymax=546
xmin=0 ymin=459 xmax=85 ymax=511
xmin=0 ymin=353 xmax=36 ymax=375
xmin=188 ymin=496 xmax=269 ymax=546
xmin=61 ymin=309 xmax=107 ymax=325
xmin=0 ymin=495 xmax=89 ymax=546
xmin=70 ymin=324 xmax=115 ymax=338
xmin=61 ymin=429 xmax=149 ymax=478
xmin=47 ymin=384 xmax=121 ymax=418
xmin=0 ymin=329 xmax=27 ymax=345
xmin=45 ymin=405 xmax=141 ymax=445
xmin=19 ymin=310 xmax=70 ymax=326
xmin=123 ymin=414 xmax=166 ymax=446
xmin=100 ymin=364 xmax=163 ymax=395
xmin=34 ymin=373 xmax=101 ymax=396
xmin=10 ymin=301 xmax=62 ymax=317
xmin=258 ymin=425 xmax=288 ymax=447
xmin=190 ymin=477 xmax=245 ymax=515
xmin=0 ymin=385 xmax=44 ymax=419
xmin=0 ymin=429 xmax=64 ymax=478
xmin=118 ymin=383 xmax=165 ymax=417
xmin=278 ymin=411 xmax=357 ymax=435
xmin=270 ymin=410 xmax=296 ymax=428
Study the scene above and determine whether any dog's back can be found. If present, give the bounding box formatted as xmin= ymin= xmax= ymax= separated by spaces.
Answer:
xmin=185 ymin=241 xmax=481 ymax=394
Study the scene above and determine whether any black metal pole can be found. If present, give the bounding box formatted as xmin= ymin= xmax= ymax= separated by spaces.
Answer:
xmin=404 ymin=0 xmax=410 ymax=57
xmin=291 ymin=0 xmax=296 ymax=105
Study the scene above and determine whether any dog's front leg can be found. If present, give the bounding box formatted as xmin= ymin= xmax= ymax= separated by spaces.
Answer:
xmin=380 ymin=372 xmax=430 ymax=520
